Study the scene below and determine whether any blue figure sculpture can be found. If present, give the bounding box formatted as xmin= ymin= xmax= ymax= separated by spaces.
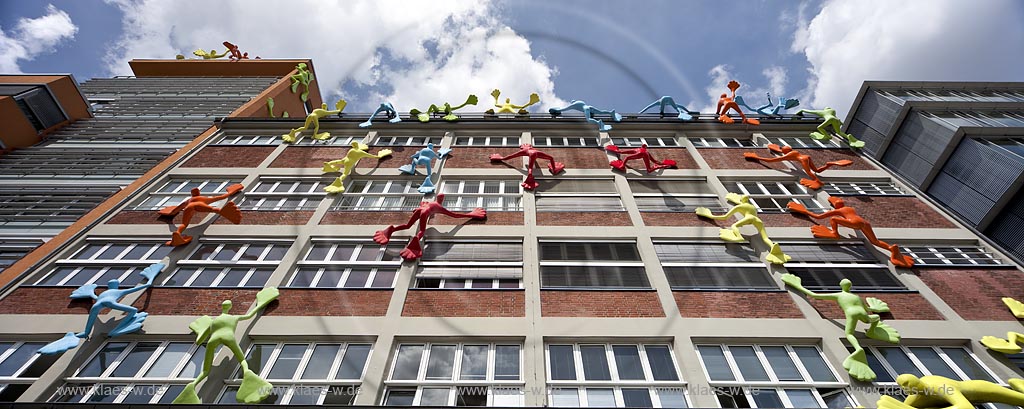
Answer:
xmin=399 ymin=143 xmax=452 ymax=194
xmin=639 ymin=96 xmax=693 ymax=120
xmin=360 ymin=102 xmax=403 ymax=128
xmin=37 ymin=263 xmax=164 ymax=355
xmin=735 ymin=92 xmax=800 ymax=117
xmin=548 ymin=100 xmax=622 ymax=132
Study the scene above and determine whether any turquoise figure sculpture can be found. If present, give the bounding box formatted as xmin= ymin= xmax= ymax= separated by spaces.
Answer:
xmin=639 ymin=96 xmax=693 ymax=120
xmin=289 ymin=63 xmax=314 ymax=102
xmin=735 ymin=92 xmax=800 ymax=117
xmin=797 ymin=107 xmax=865 ymax=148
xmin=37 ymin=263 xmax=165 ymax=355
xmin=410 ymin=95 xmax=478 ymax=122
xmin=360 ymin=102 xmax=403 ymax=128
xmin=399 ymin=143 xmax=452 ymax=193
xmin=548 ymin=100 xmax=623 ymax=132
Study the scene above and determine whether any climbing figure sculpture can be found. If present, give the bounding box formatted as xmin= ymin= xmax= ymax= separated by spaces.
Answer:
xmin=289 ymin=62 xmax=314 ymax=102
xmin=173 ymin=287 xmax=279 ymax=404
xmin=797 ymin=107 xmax=865 ymax=148
xmin=191 ymin=48 xmax=228 ymax=59
xmin=410 ymin=95 xmax=478 ymax=122
xmin=37 ymin=263 xmax=165 ymax=355
xmin=744 ymin=144 xmax=852 ymax=189
xmin=1003 ymin=297 xmax=1024 ymax=319
xmin=399 ymin=143 xmax=452 ymax=193
xmin=373 ymin=194 xmax=486 ymax=260
xmin=717 ymin=80 xmax=760 ymax=125
xmin=877 ymin=374 xmax=1024 ymax=409
xmin=282 ymin=100 xmax=347 ymax=143
xmin=158 ymin=184 xmax=244 ymax=246
xmin=639 ymin=96 xmax=693 ymax=120
xmin=605 ymin=143 xmax=677 ymax=173
xmin=486 ymin=89 xmax=540 ymax=115
xmin=788 ymin=197 xmax=915 ymax=268
xmin=695 ymin=193 xmax=790 ymax=264
xmin=982 ymin=331 xmax=1024 ymax=354
xmin=782 ymin=274 xmax=899 ymax=381
xmin=735 ymin=92 xmax=800 ymax=117
xmin=223 ymin=41 xmax=258 ymax=61
xmin=489 ymin=143 xmax=565 ymax=190
xmin=360 ymin=102 xmax=403 ymax=128
xmin=548 ymin=100 xmax=622 ymax=132
xmin=322 ymin=142 xmax=393 ymax=193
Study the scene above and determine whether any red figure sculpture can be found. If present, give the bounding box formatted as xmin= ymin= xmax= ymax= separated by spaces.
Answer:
xmin=605 ymin=143 xmax=677 ymax=173
xmin=158 ymin=184 xmax=244 ymax=246
xmin=223 ymin=41 xmax=259 ymax=61
xmin=373 ymin=194 xmax=486 ymax=260
xmin=489 ymin=143 xmax=565 ymax=190
xmin=717 ymin=80 xmax=760 ymax=125
xmin=744 ymin=144 xmax=853 ymax=189
xmin=788 ymin=197 xmax=914 ymax=268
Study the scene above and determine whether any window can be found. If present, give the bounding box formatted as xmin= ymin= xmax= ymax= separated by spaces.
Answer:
xmin=220 ymin=341 xmax=372 ymax=405
xmin=535 ymin=179 xmax=624 ymax=212
xmin=655 ymin=242 xmax=774 ymax=290
xmin=823 ymin=181 xmax=906 ymax=196
xmin=374 ymin=135 xmax=440 ymax=146
xmin=610 ymin=136 xmax=680 ymax=147
xmin=0 ymin=186 xmax=119 ymax=227
xmin=695 ymin=344 xmax=852 ymax=409
xmin=724 ymin=181 xmax=825 ymax=213
xmin=630 ymin=179 xmax=722 ymax=212
xmin=163 ymin=241 xmax=288 ymax=287
xmin=546 ymin=343 xmax=687 ymax=408
xmin=416 ymin=241 xmax=524 ymax=289
xmin=212 ymin=134 xmax=280 ymax=145
xmin=782 ymin=243 xmax=904 ymax=291
xmin=439 ymin=180 xmax=523 ymax=211
xmin=132 ymin=178 xmax=243 ymax=211
xmin=0 ymin=148 xmax=174 ymax=179
xmin=864 ymin=345 xmax=1002 ymax=402
xmin=51 ymin=341 xmax=204 ymax=404
xmin=10 ymin=86 xmax=66 ymax=131
xmin=454 ymin=135 xmax=520 ymax=146
xmin=288 ymin=240 xmax=402 ymax=288
xmin=332 ymin=180 xmax=425 ymax=211
xmin=540 ymin=241 xmax=649 ymax=288
xmin=766 ymin=137 xmax=840 ymax=148
xmin=533 ymin=136 xmax=601 ymax=147
xmin=239 ymin=178 xmax=327 ymax=211
xmin=383 ymin=342 xmax=523 ymax=406
xmin=0 ymin=341 xmax=59 ymax=402
xmin=292 ymin=134 xmax=360 ymax=146
xmin=688 ymin=137 xmax=757 ymax=148
xmin=902 ymin=245 xmax=1005 ymax=267
xmin=0 ymin=239 xmax=44 ymax=271
xmin=986 ymin=138 xmax=1024 ymax=158
xmin=33 ymin=241 xmax=172 ymax=287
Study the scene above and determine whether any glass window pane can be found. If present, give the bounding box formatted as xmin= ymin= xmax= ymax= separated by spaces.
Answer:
xmin=177 ymin=345 xmax=205 ymax=378
xmin=657 ymin=388 xmax=688 ymax=408
xmin=550 ymin=345 xmax=577 ymax=380
xmin=645 ymin=345 xmax=679 ymax=381
xmin=586 ymin=388 xmax=615 ymax=407
xmin=551 ymin=388 xmax=580 ymax=407
xmin=457 ymin=385 xmax=488 ymax=406
xmin=267 ymin=344 xmax=306 ymax=379
xmin=864 ymin=348 xmax=894 ymax=383
xmin=751 ymin=389 xmax=784 ymax=408
xmin=384 ymin=389 xmax=415 ymax=406
xmin=731 ymin=346 xmax=769 ymax=381
xmin=301 ymin=344 xmax=341 ymax=379
xmin=337 ymin=344 xmax=371 ymax=380
xmin=698 ymin=345 xmax=735 ymax=381
xmin=121 ymin=384 xmax=159 ymax=404
xmin=495 ymin=345 xmax=521 ymax=380
xmin=144 ymin=343 xmax=192 ymax=377
xmin=288 ymin=386 xmax=323 ymax=405
xmin=159 ymin=385 xmax=185 ymax=404
xmin=493 ymin=388 xmax=522 ymax=407
xmin=613 ymin=345 xmax=645 ymax=380
xmin=79 ymin=342 xmax=129 ymax=377
xmin=460 ymin=345 xmax=488 ymax=380
xmin=244 ymin=344 xmax=276 ymax=378
xmin=391 ymin=345 xmax=423 ymax=380
xmin=622 ymin=388 xmax=653 ymax=408
xmin=580 ymin=345 xmax=611 ymax=381
xmin=86 ymin=383 xmax=123 ymax=402
xmin=910 ymin=347 xmax=958 ymax=379
xmin=426 ymin=345 xmax=457 ymax=380
xmin=762 ymin=346 xmax=802 ymax=381
xmin=421 ymin=387 xmax=450 ymax=406
xmin=941 ymin=347 xmax=996 ymax=382
xmin=0 ymin=343 xmax=36 ymax=377
xmin=877 ymin=347 xmax=923 ymax=377
xmin=794 ymin=346 xmax=838 ymax=382
xmin=822 ymin=390 xmax=853 ymax=409
xmin=324 ymin=385 xmax=357 ymax=405
xmin=784 ymin=389 xmax=819 ymax=408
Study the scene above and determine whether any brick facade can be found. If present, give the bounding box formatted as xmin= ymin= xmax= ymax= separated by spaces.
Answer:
xmin=181 ymin=146 xmax=275 ymax=168
xmin=106 ymin=210 xmax=177 ymax=225
xmin=402 ymin=290 xmax=525 ymax=317
xmin=445 ymin=147 xmax=523 ymax=169
xmin=536 ymin=211 xmax=633 ymax=226
xmin=675 ymin=291 xmax=804 ymax=318
xmin=806 ymin=292 xmax=944 ymax=320
xmin=269 ymin=146 xmax=404 ymax=168
xmin=608 ymin=148 xmax=699 ymax=170
xmin=0 ymin=287 xmax=92 ymax=314
xmin=915 ymin=268 xmax=1024 ymax=321
xmin=541 ymin=290 xmax=665 ymax=317
xmin=700 ymin=148 xmax=788 ymax=170
xmin=135 ymin=288 xmax=392 ymax=316
xmin=321 ymin=211 xmax=522 ymax=226
xmin=641 ymin=212 xmax=729 ymax=227
xmin=540 ymin=147 xmax=611 ymax=169
xmin=214 ymin=210 xmax=313 ymax=225
xmin=834 ymin=196 xmax=955 ymax=228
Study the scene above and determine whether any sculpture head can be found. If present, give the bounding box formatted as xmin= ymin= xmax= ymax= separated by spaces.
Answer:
xmin=435 ymin=193 xmax=446 ymax=203
xmin=724 ymin=193 xmax=750 ymax=205
xmin=780 ymin=145 xmax=794 ymax=153
xmin=519 ymin=143 xmax=533 ymax=150
xmin=221 ymin=300 xmax=232 ymax=313
xmin=350 ymin=141 xmax=362 ymax=149
xmin=505 ymin=98 xmax=511 ymax=104
xmin=897 ymin=374 xmax=922 ymax=392
xmin=297 ymin=62 xmax=307 ymax=70
xmin=107 ymin=279 xmax=121 ymax=289
xmin=426 ymin=142 xmax=434 ymax=150
xmin=190 ymin=188 xmax=201 ymax=197
xmin=829 ymin=196 xmax=846 ymax=209
xmin=840 ymin=278 xmax=852 ymax=292
xmin=720 ymin=93 xmax=728 ymax=99
xmin=320 ymin=103 xmax=327 ymax=110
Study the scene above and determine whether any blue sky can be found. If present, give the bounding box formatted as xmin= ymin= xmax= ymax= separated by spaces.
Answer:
xmin=3 ymin=1 xmax=1023 ymax=116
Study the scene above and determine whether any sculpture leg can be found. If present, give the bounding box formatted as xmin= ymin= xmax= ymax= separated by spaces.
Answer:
xmin=169 ymin=208 xmax=196 ymax=246
xmin=830 ymin=119 xmax=865 ymax=148
xmin=843 ymin=318 xmax=877 ymax=381
xmin=589 ymin=107 xmax=623 ymax=123
xmin=810 ymin=123 xmax=834 ymax=141
xmin=324 ymin=165 xmax=355 ymax=193
xmin=359 ymin=105 xmax=387 ymax=128
xmin=548 ymin=101 xmax=586 ymax=115
xmin=719 ymin=220 xmax=747 ymax=242
xmin=106 ymin=303 xmax=142 ymax=336
xmin=798 ymin=161 xmax=824 ymax=190
xmin=75 ymin=304 xmax=104 ymax=338
xmin=312 ymin=118 xmax=331 ymax=140
xmin=400 ymin=219 xmax=429 ymax=260
xmin=521 ymin=160 xmax=540 ymax=190
xmin=753 ymin=219 xmax=791 ymax=264
xmin=534 ymin=152 xmax=564 ymax=174
xmin=639 ymin=99 xmax=662 ymax=115
xmin=173 ymin=342 xmax=219 ymax=403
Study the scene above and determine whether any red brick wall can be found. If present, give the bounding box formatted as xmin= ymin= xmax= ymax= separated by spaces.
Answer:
xmin=402 ymin=290 xmax=525 ymax=317
xmin=608 ymin=148 xmax=699 ymax=170
xmin=835 ymin=196 xmax=955 ymax=228
xmin=182 ymin=146 xmax=275 ymax=168
xmin=805 ymin=292 xmax=944 ymax=320
xmin=701 ymin=148 xmax=788 ymax=170
xmin=106 ymin=210 xmax=175 ymax=225
xmin=214 ymin=211 xmax=313 ymax=225
xmin=320 ymin=211 xmax=521 ymax=226
xmin=541 ymin=148 xmax=610 ymax=169
xmin=915 ymin=268 xmax=1024 ymax=321
xmin=446 ymin=147 xmax=523 ymax=168
xmin=269 ymin=146 xmax=401 ymax=168
xmin=0 ymin=287 xmax=92 ymax=314
xmin=541 ymin=290 xmax=664 ymax=317
xmin=536 ymin=211 xmax=633 ymax=226
xmin=641 ymin=212 xmax=729 ymax=227
xmin=675 ymin=291 xmax=804 ymax=318
xmin=759 ymin=213 xmax=820 ymax=227
xmin=806 ymin=149 xmax=875 ymax=170
xmin=135 ymin=288 xmax=392 ymax=316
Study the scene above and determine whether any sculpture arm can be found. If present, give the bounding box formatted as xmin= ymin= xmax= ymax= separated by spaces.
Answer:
xmin=780 ymin=273 xmax=836 ymax=300
xmin=797 ymin=109 xmax=826 ymax=117
xmin=493 ymin=150 xmax=529 ymax=161
xmin=701 ymin=206 xmax=741 ymax=220
xmin=120 ymin=282 xmax=153 ymax=295
xmin=436 ymin=206 xmax=485 ymax=219
xmin=450 ymin=94 xmax=478 ymax=110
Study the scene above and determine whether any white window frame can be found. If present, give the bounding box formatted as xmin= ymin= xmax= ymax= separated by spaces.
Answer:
xmin=33 ymin=240 xmax=171 ymax=286
xmin=0 ymin=341 xmax=53 ymax=397
xmin=727 ymin=180 xmax=825 ymax=213
xmin=539 ymin=240 xmax=649 ymax=289
xmin=415 ymin=240 xmax=525 ymax=289
xmin=165 ymin=240 xmax=289 ymax=288
xmin=766 ymin=137 xmax=841 ymax=149
xmin=288 ymin=239 xmax=403 ymax=289
xmin=630 ymin=178 xmax=722 ymax=213
xmin=54 ymin=340 xmax=204 ymax=404
xmin=239 ymin=177 xmax=328 ymax=211
xmin=211 ymin=134 xmax=280 ymax=145
xmin=131 ymin=178 xmax=242 ymax=211
xmin=373 ymin=135 xmax=441 ymax=146
xmin=292 ymin=134 xmax=359 ymax=146
xmin=902 ymin=244 xmax=1005 ymax=267
xmin=534 ymin=178 xmax=624 ymax=213
xmin=533 ymin=136 xmax=601 ymax=147
xmin=544 ymin=342 xmax=688 ymax=408
xmin=331 ymin=179 xmax=426 ymax=211
xmin=823 ymin=180 xmax=906 ymax=196
xmin=780 ymin=242 xmax=904 ymax=291
xmin=439 ymin=179 xmax=523 ymax=212
xmin=454 ymin=135 xmax=520 ymax=146
xmin=654 ymin=241 xmax=775 ymax=290
xmin=865 ymin=345 xmax=1005 ymax=403
xmin=689 ymin=137 xmax=758 ymax=148
xmin=610 ymin=136 xmax=680 ymax=147
xmin=382 ymin=342 xmax=525 ymax=407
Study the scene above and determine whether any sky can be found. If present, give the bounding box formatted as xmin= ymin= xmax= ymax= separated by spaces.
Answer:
xmin=2 ymin=0 xmax=1024 ymax=116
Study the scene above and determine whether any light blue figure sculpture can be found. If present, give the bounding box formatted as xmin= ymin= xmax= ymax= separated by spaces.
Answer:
xmin=639 ymin=96 xmax=693 ymax=120
xmin=399 ymin=143 xmax=452 ymax=194
xmin=37 ymin=263 xmax=164 ymax=355
xmin=548 ymin=100 xmax=622 ymax=132
xmin=360 ymin=102 xmax=403 ymax=128
xmin=735 ymin=92 xmax=800 ymax=117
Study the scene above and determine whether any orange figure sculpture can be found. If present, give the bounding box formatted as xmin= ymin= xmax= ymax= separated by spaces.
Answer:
xmin=158 ymin=184 xmax=244 ymax=246
xmin=788 ymin=197 xmax=915 ymax=268
xmin=605 ymin=144 xmax=677 ymax=173
xmin=373 ymin=194 xmax=486 ymax=260
xmin=744 ymin=144 xmax=853 ymax=189
xmin=223 ymin=41 xmax=259 ymax=61
xmin=490 ymin=143 xmax=565 ymax=190
xmin=717 ymin=80 xmax=760 ymax=125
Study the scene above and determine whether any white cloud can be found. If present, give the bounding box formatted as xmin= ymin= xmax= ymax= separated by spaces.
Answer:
xmin=104 ymin=0 xmax=563 ymax=111
xmin=792 ymin=0 xmax=1024 ymax=115
xmin=697 ymin=64 xmax=790 ymax=115
xmin=0 ymin=4 xmax=78 ymax=73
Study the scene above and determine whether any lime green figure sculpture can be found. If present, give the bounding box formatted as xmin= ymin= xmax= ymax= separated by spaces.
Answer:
xmin=797 ymin=107 xmax=865 ymax=148
xmin=322 ymin=142 xmax=393 ymax=193
xmin=781 ymin=273 xmax=899 ymax=381
xmin=410 ymin=94 xmax=478 ymax=122
xmin=1003 ymin=297 xmax=1024 ymax=318
xmin=265 ymin=97 xmax=289 ymax=118
xmin=878 ymin=374 xmax=1024 ymax=409
xmin=486 ymin=89 xmax=540 ymax=114
xmin=695 ymin=193 xmax=791 ymax=264
xmin=289 ymin=62 xmax=314 ymax=102
xmin=192 ymin=48 xmax=228 ymax=59
xmin=282 ymin=100 xmax=346 ymax=143
xmin=981 ymin=331 xmax=1024 ymax=354
xmin=173 ymin=287 xmax=279 ymax=404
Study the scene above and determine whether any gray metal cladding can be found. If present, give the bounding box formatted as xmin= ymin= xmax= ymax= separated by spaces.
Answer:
xmin=847 ymin=119 xmax=886 ymax=157
xmin=79 ymin=76 xmax=278 ymax=96
xmin=927 ymin=172 xmax=994 ymax=226
xmin=939 ymin=138 xmax=1024 ymax=201
xmin=853 ymin=90 xmax=903 ymax=135
xmin=881 ymin=142 xmax=932 ymax=186
xmin=888 ymin=112 xmax=956 ymax=164
xmin=986 ymin=210 xmax=1024 ymax=259
xmin=21 ymin=87 xmax=66 ymax=129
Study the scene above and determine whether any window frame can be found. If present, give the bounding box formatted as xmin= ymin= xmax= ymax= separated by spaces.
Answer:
xmin=534 ymin=178 xmax=625 ymax=213
xmin=689 ymin=137 xmax=758 ymax=148
xmin=238 ymin=177 xmax=328 ymax=211
xmin=453 ymin=135 xmax=520 ymax=147
xmin=609 ymin=136 xmax=680 ymax=147
xmin=131 ymin=178 xmax=243 ymax=211
xmin=865 ymin=345 xmax=1004 ymax=389
xmin=532 ymin=136 xmax=601 ymax=147
xmin=211 ymin=134 xmax=280 ymax=146
xmin=654 ymin=241 xmax=776 ymax=291
xmin=901 ymin=244 xmax=1006 ymax=267
xmin=539 ymin=240 xmax=650 ymax=289
xmin=544 ymin=342 xmax=688 ymax=408
xmin=373 ymin=135 xmax=442 ymax=146
xmin=779 ymin=242 xmax=905 ymax=291
xmin=287 ymin=239 xmax=403 ymax=289
xmin=438 ymin=179 xmax=524 ymax=212
xmin=330 ymin=179 xmax=427 ymax=212
xmin=726 ymin=180 xmax=825 ymax=214
xmin=822 ymin=180 xmax=908 ymax=196
xmin=765 ymin=137 xmax=841 ymax=149
xmin=32 ymin=240 xmax=171 ymax=287
xmin=164 ymin=240 xmax=290 ymax=288
xmin=382 ymin=342 xmax=525 ymax=407
xmin=0 ymin=341 xmax=55 ymax=399
xmin=415 ymin=240 xmax=525 ymax=289
xmin=630 ymin=178 xmax=723 ymax=213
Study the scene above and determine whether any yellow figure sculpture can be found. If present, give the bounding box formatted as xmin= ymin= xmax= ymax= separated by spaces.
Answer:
xmin=486 ymin=89 xmax=540 ymax=114
xmin=878 ymin=374 xmax=1024 ymax=409
xmin=192 ymin=48 xmax=228 ymax=59
xmin=982 ymin=331 xmax=1024 ymax=354
xmin=282 ymin=100 xmax=346 ymax=143
xmin=695 ymin=192 xmax=791 ymax=264
xmin=322 ymin=142 xmax=393 ymax=193
xmin=1003 ymin=297 xmax=1024 ymax=318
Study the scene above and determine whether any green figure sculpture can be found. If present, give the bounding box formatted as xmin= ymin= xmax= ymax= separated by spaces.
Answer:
xmin=282 ymin=100 xmax=346 ymax=143
xmin=878 ymin=374 xmax=1024 ymax=409
xmin=486 ymin=89 xmax=540 ymax=114
xmin=781 ymin=273 xmax=899 ymax=381
xmin=173 ymin=287 xmax=279 ymax=404
xmin=695 ymin=193 xmax=791 ymax=264
xmin=266 ymin=97 xmax=288 ymax=118
xmin=192 ymin=48 xmax=228 ymax=59
xmin=410 ymin=94 xmax=478 ymax=122
xmin=289 ymin=63 xmax=314 ymax=102
xmin=796 ymin=107 xmax=865 ymax=148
